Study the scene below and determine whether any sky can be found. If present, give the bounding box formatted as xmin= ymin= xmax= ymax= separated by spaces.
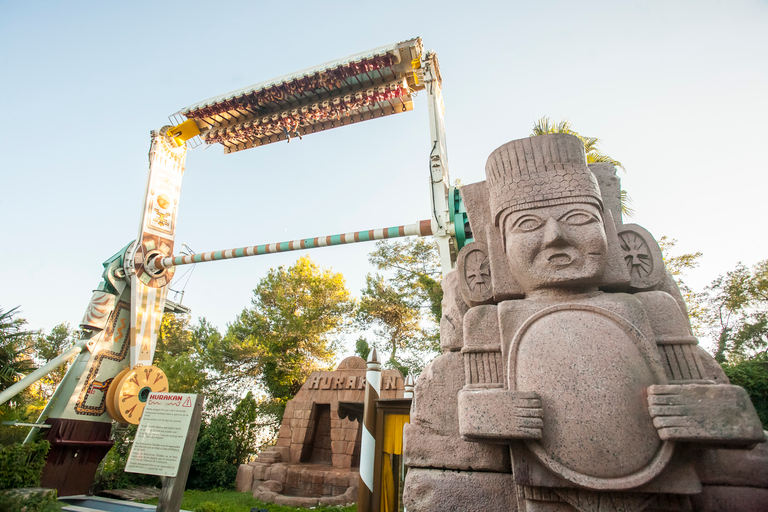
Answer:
xmin=1 ymin=1 xmax=766 ymax=356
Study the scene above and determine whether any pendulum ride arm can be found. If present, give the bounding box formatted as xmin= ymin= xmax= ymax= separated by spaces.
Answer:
xmin=421 ymin=51 xmax=455 ymax=273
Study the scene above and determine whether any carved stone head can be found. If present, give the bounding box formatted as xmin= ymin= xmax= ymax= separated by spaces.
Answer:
xmin=486 ymin=134 xmax=609 ymax=294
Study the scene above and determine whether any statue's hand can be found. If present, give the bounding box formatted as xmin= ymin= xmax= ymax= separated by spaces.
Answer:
xmin=647 ymin=384 xmax=764 ymax=445
xmin=458 ymin=388 xmax=543 ymax=442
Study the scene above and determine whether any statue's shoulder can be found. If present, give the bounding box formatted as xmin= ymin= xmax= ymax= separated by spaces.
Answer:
xmin=632 ymin=289 xmax=687 ymax=316
xmin=462 ymin=300 xmax=541 ymax=352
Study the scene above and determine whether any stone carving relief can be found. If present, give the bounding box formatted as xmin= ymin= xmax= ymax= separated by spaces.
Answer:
xmin=403 ymin=134 xmax=768 ymax=512
xmin=618 ymin=224 xmax=666 ymax=291
xmin=457 ymin=241 xmax=493 ymax=306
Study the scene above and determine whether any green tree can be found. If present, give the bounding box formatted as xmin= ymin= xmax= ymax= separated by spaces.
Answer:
xmin=0 ymin=307 xmax=45 ymax=444
xmin=31 ymin=322 xmax=78 ymax=400
xmin=231 ymin=391 xmax=261 ymax=465
xmin=188 ymin=413 xmax=238 ymax=489
xmin=703 ymin=259 xmax=768 ymax=364
xmin=0 ymin=307 xmax=36 ymax=394
xmin=358 ymin=238 xmax=443 ymax=375
xmin=721 ymin=357 xmax=768 ymax=428
xmin=354 ymin=336 xmax=371 ymax=361
xmin=226 ymin=255 xmax=353 ymax=410
xmin=531 ymin=117 xmax=633 ymax=216
xmin=154 ymin=313 xmax=225 ymax=395
xmin=368 ymin=238 xmax=443 ymax=324
xmin=357 ymin=274 xmax=421 ymax=367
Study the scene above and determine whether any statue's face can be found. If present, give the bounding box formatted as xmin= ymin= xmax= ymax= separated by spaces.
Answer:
xmin=502 ymin=203 xmax=607 ymax=293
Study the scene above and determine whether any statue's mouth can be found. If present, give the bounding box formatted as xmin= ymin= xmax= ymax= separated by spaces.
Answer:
xmin=548 ymin=253 xmax=574 ymax=266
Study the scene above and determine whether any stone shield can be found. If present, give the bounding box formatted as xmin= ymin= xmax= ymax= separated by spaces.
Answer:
xmin=509 ymin=303 xmax=673 ymax=490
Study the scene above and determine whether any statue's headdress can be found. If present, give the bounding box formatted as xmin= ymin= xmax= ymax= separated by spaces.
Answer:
xmin=485 ymin=133 xmax=603 ymax=226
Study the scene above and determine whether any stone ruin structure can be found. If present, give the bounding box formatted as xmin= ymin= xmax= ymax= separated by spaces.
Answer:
xmin=403 ymin=133 xmax=768 ymax=512
xmin=236 ymin=356 xmax=405 ymax=508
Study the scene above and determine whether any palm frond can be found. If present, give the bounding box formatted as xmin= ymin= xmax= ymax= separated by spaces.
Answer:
xmin=531 ymin=117 xmax=627 ymax=174
xmin=579 ymin=136 xmax=601 ymax=153
xmin=0 ymin=306 xmax=37 ymax=390
xmin=586 ymin=152 xmax=625 ymax=172
xmin=554 ymin=119 xmax=573 ymax=134
xmin=531 ymin=116 xmax=553 ymax=136
xmin=620 ymin=189 xmax=634 ymax=218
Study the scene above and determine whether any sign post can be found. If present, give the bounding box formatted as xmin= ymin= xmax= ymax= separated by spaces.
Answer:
xmin=125 ymin=392 xmax=204 ymax=512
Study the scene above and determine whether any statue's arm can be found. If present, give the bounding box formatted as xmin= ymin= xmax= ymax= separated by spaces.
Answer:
xmin=456 ymin=303 xmax=543 ymax=442
xmin=647 ymin=383 xmax=764 ymax=446
xmin=459 ymin=387 xmax=543 ymax=441
xmin=636 ymin=291 xmax=764 ymax=446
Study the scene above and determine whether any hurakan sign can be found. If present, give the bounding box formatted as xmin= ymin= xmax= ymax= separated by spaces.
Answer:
xmin=125 ymin=392 xmax=198 ymax=477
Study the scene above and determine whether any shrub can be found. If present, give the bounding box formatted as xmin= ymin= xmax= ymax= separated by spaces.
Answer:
xmin=0 ymin=488 xmax=61 ymax=512
xmin=92 ymin=424 xmax=159 ymax=492
xmin=722 ymin=357 xmax=768 ymax=428
xmin=0 ymin=440 xmax=50 ymax=490
xmin=187 ymin=415 xmax=238 ymax=490
xmin=193 ymin=501 xmax=226 ymax=512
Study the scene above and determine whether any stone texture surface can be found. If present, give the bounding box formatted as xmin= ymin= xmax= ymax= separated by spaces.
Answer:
xmin=458 ymin=387 xmax=542 ymax=441
xmin=403 ymin=468 xmax=517 ymax=512
xmin=691 ymin=485 xmax=768 ymax=512
xmin=460 ymin=181 xmax=524 ymax=302
xmin=239 ymin=355 xmax=401 ymax=507
xmin=648 ymin=384 xmax=764 ymax=444
xmin=403 ymin=134 xmax=768 ymax=510
xmin=695 ymin=436 xmax=768 ymax=487
xmin=439 ymin=270 xmax=469 ymax=352
xmin=235 ymin=463 xmax=253 ymax=492
xmin=588 ymin=162 xmax=622 ymax=227
xmin=404 ymin=351 xmax=510 ymax=472
xmin=251 ymin=462 xmax=358 ymax=507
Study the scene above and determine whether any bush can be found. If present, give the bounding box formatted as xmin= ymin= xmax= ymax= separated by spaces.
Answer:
xmin=722 ymin=357 xmax=768 ymax=428
xmin=0 ymin=440 xmax=50 ymax=490
xmin=92 ymin=424 xmax=159 ymax=492
xmin=194 ymin=502 xmax=226 ymax=512
xmin=187 ymin=392 xmax=268 ymax=491
xmin=0 ymin=488 xmax=61 ymax=512
xmin=187 ymin=415 xmax=238 ymax=490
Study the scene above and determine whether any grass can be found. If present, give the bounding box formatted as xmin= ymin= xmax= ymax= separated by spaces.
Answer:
xmin=139 ymin=489 xmax=357 ymax=512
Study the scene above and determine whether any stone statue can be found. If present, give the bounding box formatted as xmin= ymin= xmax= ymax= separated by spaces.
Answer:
xmin=403 ymin=134 xmax=768 ymax=512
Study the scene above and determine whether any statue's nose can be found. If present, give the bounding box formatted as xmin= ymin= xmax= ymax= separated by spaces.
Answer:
xmin=542 ymin=218 xmax=567 ymax=247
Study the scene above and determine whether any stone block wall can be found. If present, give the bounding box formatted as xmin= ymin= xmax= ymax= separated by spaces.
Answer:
xmin=235 ymin=356 xmax=403 ymax=507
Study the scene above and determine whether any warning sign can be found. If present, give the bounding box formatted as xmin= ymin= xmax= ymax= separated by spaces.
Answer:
xmin=125 ymin=392 xmax=198 ymax=477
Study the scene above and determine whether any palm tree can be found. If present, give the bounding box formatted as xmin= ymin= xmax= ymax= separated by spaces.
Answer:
xmin=0 ymin=306 xmax=37 ymax=392
xmin=531 ymin=117 xmax=633 ymax=217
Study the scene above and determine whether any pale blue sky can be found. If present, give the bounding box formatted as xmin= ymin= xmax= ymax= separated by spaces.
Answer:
xmin=2 ymin=1 xmax=766 ymax=355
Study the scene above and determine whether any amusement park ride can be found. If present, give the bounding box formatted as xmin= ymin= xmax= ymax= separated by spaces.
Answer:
xmin=0 ymin=38 xmax=470 ymax=495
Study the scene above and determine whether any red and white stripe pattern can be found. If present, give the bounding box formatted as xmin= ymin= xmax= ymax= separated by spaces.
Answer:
xmin=157 ymin=220 xmax=432 ymax=269
xmin=358 ymin=348 xmax=381 ymax=512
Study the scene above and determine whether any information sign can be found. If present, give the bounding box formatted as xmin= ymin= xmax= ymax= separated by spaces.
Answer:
xmin=125 ymin=392 xmax=197 ymax=477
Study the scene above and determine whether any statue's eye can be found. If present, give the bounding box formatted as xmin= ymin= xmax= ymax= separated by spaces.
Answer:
xmin=513 ymin=215 xmax=543 ymax=232
xmin=560 ymin=210 xmax=599 ymax=226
